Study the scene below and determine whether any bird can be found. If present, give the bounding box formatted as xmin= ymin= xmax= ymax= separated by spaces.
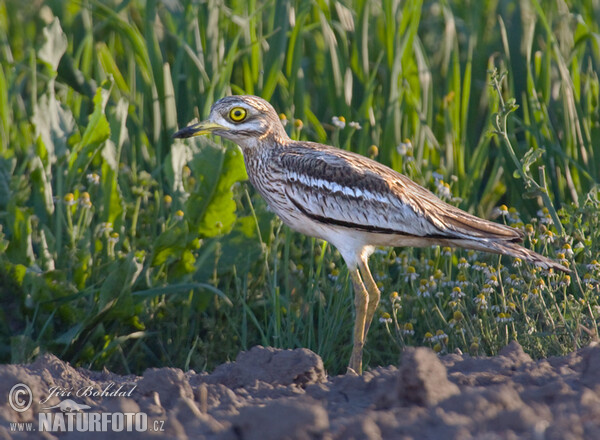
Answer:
xmin=173 ymin=95 xmax=568 ymax=374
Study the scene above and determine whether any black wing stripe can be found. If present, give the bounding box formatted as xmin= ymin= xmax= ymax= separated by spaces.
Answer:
xmin=285 ymin=190 xmax=450 ymax=239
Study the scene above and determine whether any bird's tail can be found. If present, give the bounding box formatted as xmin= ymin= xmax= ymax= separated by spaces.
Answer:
xmin=447 ymin=239 xmax=570 ymax=273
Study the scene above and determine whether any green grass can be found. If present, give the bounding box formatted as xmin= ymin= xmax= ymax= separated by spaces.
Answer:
xmin=0 ymin=0 xmax=599 ymax=375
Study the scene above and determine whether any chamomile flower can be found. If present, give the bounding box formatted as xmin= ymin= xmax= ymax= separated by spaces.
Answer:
xmin=332 ymin=116 xmax=346 ymax=128
xmin=405 ymin=266 xmax=419 ymax=282
xmin=379 ymin=312 xmax=392 ymax=324
xmin=402 ymin=323 xmax=415 ymax=335
xmin=458 ymin=257 xmax=470 ymax=269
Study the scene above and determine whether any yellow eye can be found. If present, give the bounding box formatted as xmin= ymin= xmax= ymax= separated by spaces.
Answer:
xmin=229 ymin=107 xmax=247 ymax=122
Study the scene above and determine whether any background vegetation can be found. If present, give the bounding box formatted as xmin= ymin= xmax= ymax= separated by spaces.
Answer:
xmin=0 ymin=0 xmax=599 ymax=374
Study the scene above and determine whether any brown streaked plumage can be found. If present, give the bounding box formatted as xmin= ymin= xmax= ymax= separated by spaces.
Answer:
xmin=174 ymin=95 xmax=568 ymax=374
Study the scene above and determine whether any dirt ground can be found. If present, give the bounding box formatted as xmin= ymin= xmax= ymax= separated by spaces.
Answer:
xmin=1 ymin=341 xmax=600 ymax=439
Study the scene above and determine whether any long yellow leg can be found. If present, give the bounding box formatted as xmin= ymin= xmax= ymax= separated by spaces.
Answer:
xmin=348 ymin=268 xmax=368 ymax=374
xmin=358 ymin=257 xmax=381 ymax=339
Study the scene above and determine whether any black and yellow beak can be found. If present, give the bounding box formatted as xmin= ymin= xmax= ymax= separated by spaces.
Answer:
xmin=172 ymin=120 xmax=227 ymax=139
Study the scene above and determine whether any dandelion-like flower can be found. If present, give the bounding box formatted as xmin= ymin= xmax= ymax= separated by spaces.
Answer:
xmin=294 ymin=119 xmax=303 ymax=129
xmin=164 ymin=194 xmax=173 ymax=206
xmin=332 ymin=116 xmax=346 ymax=129
xmin=367 ymin=145 xmax=378 ymax=158
xmin=424 ymin=332 xmax=435 ymax=343
xmin=175 ymin=210 xmax=184 ymax=220
xmin=442 ymin=247 xmax=452 ymax=257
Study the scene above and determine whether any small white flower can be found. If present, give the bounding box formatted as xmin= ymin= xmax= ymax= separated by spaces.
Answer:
xmin=396 ymin=140 xmax=413 ymax=156
xmin=349 ymin=121 xmax=362 ymax=130
xmin=586 ymin=260 xmax=600 ymax=271
xmin=436 ymin=180 xmax=452 ymax=199
xmin=87 ymin=173 xmax=100 ymax=185
xmin=474 ymin=294 xmax=488 ymax=310
xmin=404 ymin=266 xmax=419 ymax=282
xmin=495 ymin=205 xmax=509 ymax=216
xmin=541 ymin=230 xmax=556 ymax=244
xmin=99 ymin=222 xmax=113 ymax=234
xmin=451 ymin=287 xmax=465 ymax=300
xmin=332 ymin=116 xmax=346 ymax=129
xmin=481 ymin=284 xmax=494 ymax=295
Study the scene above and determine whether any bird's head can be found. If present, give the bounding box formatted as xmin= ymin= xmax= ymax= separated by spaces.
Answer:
xmin=173 ymin=95 xmax=289 ymax=149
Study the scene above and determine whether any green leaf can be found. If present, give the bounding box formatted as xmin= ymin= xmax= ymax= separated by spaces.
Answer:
xmin=29 ymin=156 xmax=55 ymax=216
xmin=185 ymin=143 xmax=247 ymax=237
xmin=521 ymin=147 xmax=545 ymax=174
xmin=150 ymin=224 xmax=189 ymax=267
xmin=98 ymin=253 xmax=143 ymax=312
xmin=31 ymin=91 xmax=76 ymax=165
xmin=38 ymin=18 xmax=68 ymax=72
xmin=67 ymin=83 xmax=111 ymax=187
xmin=5 ymin=206 xmax=35 ymax=265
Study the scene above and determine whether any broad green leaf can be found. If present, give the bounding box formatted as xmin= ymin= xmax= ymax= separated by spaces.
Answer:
xmin=38 ymin=18 xmax=68 ymax=72
xmin=31 ymin=92 xmax=76 ymax=165
xmin=29 ymin=156 xmax=54 ymax=216
xmin=5 ymin=206 xmax=35 ymax=265
xmin=166 ymin=141 xmax=192 ymax=193
xmin=96 ymin=43 xmax=129 ymax=94
xmin=185 ymin=143 xmax=247 ymax=237
xmin=150 ymin=225 xmax=189 ymax=267
xmin=98 ymin=254 xmax=143 ymax=312
xmin=67 ymin=84 xmax=111 ymax=186
xmin=0 ymin=157 xmax=14 ymax=209
xmin=100 ymin=140 xmax=124 ymax=225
